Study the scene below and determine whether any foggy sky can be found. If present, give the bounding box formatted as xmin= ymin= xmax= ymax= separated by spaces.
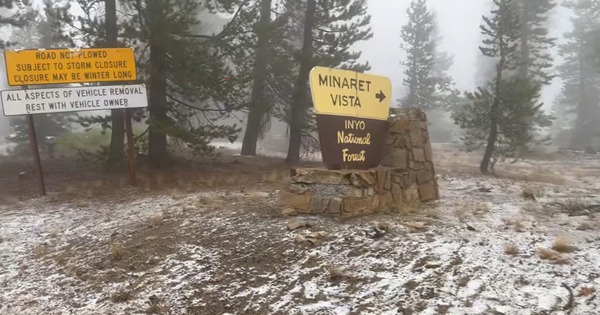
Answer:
xmin=357 ymin=0 xmax=573 ymax=109
xmin=3 ymin=0 xmax=578 ymax=113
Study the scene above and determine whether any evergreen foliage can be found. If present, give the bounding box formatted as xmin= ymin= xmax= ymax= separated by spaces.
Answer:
xmin=285 ymin=0 xmax=373 ymax=162
xmin=45 ymin=0 xmax=247 ymax=166
xmin=554 ymin=0 xmax=600 ymax=149
xmin=0 ymin=0 xmax=35 ymax=48
xmin=453 ymin=0 xmax=552 ymax=174
xmin=399 ymin=0 xmax=436 ymax=109
xmin=5 ymin=9 xmax=72 ymax=147
xmin=514 ymin=0 xmax=556 ymax=85
xmin=399 ymin=0 xmax=462 ymax=142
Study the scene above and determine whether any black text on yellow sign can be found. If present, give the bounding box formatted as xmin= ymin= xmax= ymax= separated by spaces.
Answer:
xmin=309 ymin=66 xmax=392 ymax=121
xmin=4 ymin=48 xmax=138 ymax=86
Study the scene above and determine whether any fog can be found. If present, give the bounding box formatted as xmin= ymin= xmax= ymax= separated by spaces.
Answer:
xmin=256 ymin=0 xmax=576 ymax=150
xmin=358 ymin=0 xmax=571 ymax=108
xmin=0 ymin=0 xmax=587 ymax=152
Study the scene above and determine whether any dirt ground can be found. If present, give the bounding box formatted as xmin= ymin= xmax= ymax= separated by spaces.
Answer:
xmin=1 ymin=144 xmax=599 ymax=314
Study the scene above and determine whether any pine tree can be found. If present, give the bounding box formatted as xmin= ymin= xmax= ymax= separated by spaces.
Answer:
xmin=45 ymin=0 xmax=245 ymax=166
xmin=455 ymin=0 xmax=553 ymax=174
xmin=514 ymin=0 xmax=556 ymax=85
xmin=105 ymin=0 xmax=126 ymax=167
xmin=285 ymin=0 xmax=373 ymax=163
xmin=44 ymin=0 xmax=130 ymax=166
xmin=118 ymin=0 xmax=244 ymax=166
xmin=455 ymin=0 xmax=521 ymax=174
xmin=399 ymin=0 xmax=436 ymax=109
xmin=512 ymin=0 xmax=556 ymax=153
xmin=555 ymin=0 xmax=600 ymax=149
xmin=6 ymin=10 xmax=73 ymax=149
xmin=399 ymin=0 xmax=460 ymax=142
xmin=238 ymin=0 xmax=274 ymax=156
xmin=218 ymin=0 xmax=295 ymax=157
xmin=285 ymin=0 xmax=316 ymax=163
xmin=0 ymin=1 xmax=35 ymax=48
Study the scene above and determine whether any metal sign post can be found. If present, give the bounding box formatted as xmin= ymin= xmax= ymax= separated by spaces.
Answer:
xmin=1 ymin=48 xmax=146 ymax=194
xmin=20 ymin=85 xmax=47 ymax=196
xmin=26 ymin=113 xmax=46 ymax=196
xmin=124 ymin=108 xmax=137 ymax=186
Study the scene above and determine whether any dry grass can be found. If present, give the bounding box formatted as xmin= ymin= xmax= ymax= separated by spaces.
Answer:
xmin=63 ymin=262 xmax=81 ymax=279
xmin=537 ymin=248 xmax=561 ymax=260
xmin=245 ymin=191 xmax=269 ymax=201
xmin=552 ymin=236 xmax=577 ymax=253
xmin=537 ymin=248 xmax=570 ymax=264
xmin=573 ymin=167 xmax=589 ymax=179
xmin=474 ymin=202 xmax=491 ymax=215
xmin=454 ymin=206 xmax=469 ymax=223
xmin=577 ymin=222 xmax=594 ymax=231
xmin=328 ymin=266 xmax=344 ymax=281
xmin=457 ymin=276 xmax=471 ymax=288
xmin=60 ymin=184 xmax=76 ymax=194
xmin=92 ymin=179 xmax=105 ymax=189
xmin=496 ymin=171 xmax=566 ymax=185
xmin=263 ymin=168 xmax=288 ymax=184
xmin=0 ymin=195 xmax=19 ymax=206
xmin=147 ymin=215 xmax=165 ymax=228
xmin=521 ymin=186 xmax=545 ymax=201
xmin=327 ymin=265 xmax=353 ymax=282
xmin=168 ymin=188 xmax=184 ymax=200
xmin=145 ymin=295 xmax=169 ymax=314
xmin=111 ymin=288 xmax=133 ymax=303
xmin=556 ymin=198 xmax=591 ymax=216
xmin=110 ymin=242 xmax=125 ymax=261
xmin=196 ymin=196 xmax=225 ymax=209
xmin=47 ymin=228 xmax=59 ymax=239
xmin=521 ymin=149 xmax=561 ymax=161
xmin=577 ymin=286 xmax=596 ymax=297
xmin=2 ymin=152 xmax=300 ymax=202
xmin=513 ymin=219 xmax=525 ymax=232
xmin=503 ymin=217 xmax=525 ymax=232
xmin=76 ymin=200 xmax=90 ymax=208
xmin=32 ymin=243 xmax=48 ymax=258
xmin=504 ymin=243 xmax=519 ymax=256
xmin=454 ymin=203 xmax=491 ymax=222
xmin=522 ymin=188 xmax=536 ymax=201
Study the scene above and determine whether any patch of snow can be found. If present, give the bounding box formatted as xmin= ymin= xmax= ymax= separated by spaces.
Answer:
xmin=1 ymin=160 xmax=599 ymax=314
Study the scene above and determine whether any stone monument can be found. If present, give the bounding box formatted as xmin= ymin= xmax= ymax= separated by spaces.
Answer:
xmin=279 ymin=67 xmax=439 ymax=217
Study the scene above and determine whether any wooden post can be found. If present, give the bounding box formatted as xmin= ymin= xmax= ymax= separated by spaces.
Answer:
xmin=124 ymin=109 xmax=137 ymax=185
xmin=26 ymin=114 xmax=46 ymax=196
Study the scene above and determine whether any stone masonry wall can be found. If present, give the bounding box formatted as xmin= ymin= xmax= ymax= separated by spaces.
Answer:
xmin=279 ymin=109 xmax=439 ymax=217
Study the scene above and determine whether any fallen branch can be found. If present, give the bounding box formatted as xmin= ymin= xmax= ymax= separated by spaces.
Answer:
xmin=562 ymin=283 xmax=574 ymax=314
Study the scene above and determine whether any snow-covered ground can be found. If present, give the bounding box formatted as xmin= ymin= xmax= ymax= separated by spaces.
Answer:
xmin=1 ymin=146 xmax=599 ymax=314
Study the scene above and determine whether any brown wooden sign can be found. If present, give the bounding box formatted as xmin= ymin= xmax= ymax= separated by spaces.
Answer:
xmin=309 ymin=66 xmax=392 ymax=170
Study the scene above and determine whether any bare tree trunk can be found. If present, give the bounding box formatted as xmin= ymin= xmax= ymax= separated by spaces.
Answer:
xmin=147 ymin=3 xmax=169 ymax=167
xmin=480 ymin=59 xmax=505 ymax=175
xmin=516 ymin=0 xmax=532 ymax=156
xmin=106 ymin=0 xmax=125 ymax=167
xmin=571 ymin=43 xmax=591 ymax=149
xmin=241 ymin=0 xmax=272 ymax=156
xmin=286 ymin=0 xmax=316 ymax=164
xmin=518 ymin=0 xmax=530 ymax=80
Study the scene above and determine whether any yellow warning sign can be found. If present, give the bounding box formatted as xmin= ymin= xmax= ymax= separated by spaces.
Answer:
xmin=4 ymin=48 xmax=137 ymax=86
xmin=309 ymin=66 xmax=391 ymax=121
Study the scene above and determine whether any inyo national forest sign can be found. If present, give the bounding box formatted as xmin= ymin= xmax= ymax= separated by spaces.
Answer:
xmin=309 ymin=66 xmax=391 ymax=170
